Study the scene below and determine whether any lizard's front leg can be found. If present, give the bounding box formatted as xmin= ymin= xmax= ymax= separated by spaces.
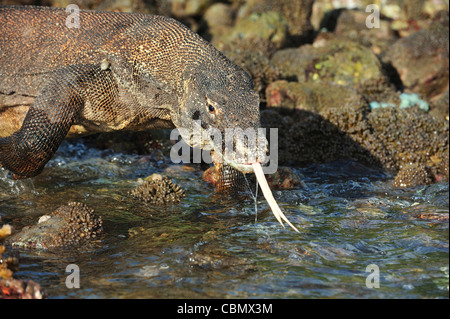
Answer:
xmin=0 ymin=64 xmax=110 ymax=179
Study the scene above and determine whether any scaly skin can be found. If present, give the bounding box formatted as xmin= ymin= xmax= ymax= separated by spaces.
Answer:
xmin=0 ymin=6 xmax=264 ymax=182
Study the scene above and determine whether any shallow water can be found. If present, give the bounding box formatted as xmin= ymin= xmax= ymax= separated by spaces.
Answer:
xmin=1 ymin=139 xmax=448 ymax=298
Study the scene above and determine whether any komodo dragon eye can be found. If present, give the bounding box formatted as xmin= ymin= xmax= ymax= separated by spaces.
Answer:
xmin=207 ymin=103 xmax=215 ymax=113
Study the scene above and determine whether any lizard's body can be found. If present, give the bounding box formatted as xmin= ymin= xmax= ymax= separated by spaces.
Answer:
xmin=0 ymin=6 xmax=262 ymax=179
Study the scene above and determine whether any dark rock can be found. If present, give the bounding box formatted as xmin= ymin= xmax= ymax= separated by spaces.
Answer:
xmin=261 ymin=103 xmax=449 ymax=188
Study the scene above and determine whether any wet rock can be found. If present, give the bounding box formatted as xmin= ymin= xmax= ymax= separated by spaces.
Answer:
xmin=202 ymin=166 xmax=218 ymax=186
xmin=271 ymin=38 xmax=387 ymax=90
xmin=203 ymin=164 xmax=302 ymax=191
xmin=384 ymin=11 xmax=449 ymax=101
xmin=266 ymin=80 xmax=367 ymax=113
xmin=393 ymin=163 xmax=433 ymax=188
xmin=0 ymin=277 xmax=45 ymax=299
xmin=1 ymin=221 xmax=45 ymax=299
xmin=187 ymin=249 xmax=255 ymax=272
xmin=413 ymin=212 xmax=449 ymax=221
xmin=7 ymin=202 xmax=103 ymax=250
xmin=129 ymin=175 xmax=185 ymax=204
xmin=266 ymin=167 xmax=304 ymax=190
xmin=0 ymin=223 xmax=15 ymax=280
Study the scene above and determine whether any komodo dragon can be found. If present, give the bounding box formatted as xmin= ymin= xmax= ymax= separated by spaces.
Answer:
xmin=0 ymin=6 xmax=298 ymax=231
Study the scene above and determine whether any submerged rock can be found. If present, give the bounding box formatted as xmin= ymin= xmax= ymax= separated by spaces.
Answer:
xmin=0 ymin=277 xmax=44 ymax=299
xmin=129 ymin=175 xmax=185 ymax=205
xmin=7 ymin=202 xmax=103 ymax=250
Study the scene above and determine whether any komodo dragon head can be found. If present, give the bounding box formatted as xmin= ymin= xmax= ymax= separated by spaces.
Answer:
xmin=172 ymin=61 xmax=268 ymax=174
xmin=171 ymin=61 xmax=297 ymax=231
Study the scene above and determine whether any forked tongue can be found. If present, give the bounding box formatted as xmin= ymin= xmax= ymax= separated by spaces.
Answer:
xmin=252 ymin=163 xmax=299 ymax=232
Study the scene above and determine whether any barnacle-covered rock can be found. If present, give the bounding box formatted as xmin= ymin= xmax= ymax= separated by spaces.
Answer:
xmin=262 ymin=102 xmax=449 ymax=187
xmin=438 ymin=149 xmax=449 ymax=182
xmin=129 ymin=175 xmax=185 ymax=205
xmin=260 ymin=107 xmax=381 ymax=168
xmin=393 ymin=163 xmax=433 ymax=188
xmin=365 ymin=107 xmax=449 ymax=171
xmin=7 ymin=202 xmax=103 ymax=250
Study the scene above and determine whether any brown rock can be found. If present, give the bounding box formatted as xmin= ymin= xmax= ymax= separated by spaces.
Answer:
xmin=384 ymin=11 xmax=449 ymax=101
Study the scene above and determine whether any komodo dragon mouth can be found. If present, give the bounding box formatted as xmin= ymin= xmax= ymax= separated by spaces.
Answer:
xmin=209 ymin=142 xmax=299 ymax=233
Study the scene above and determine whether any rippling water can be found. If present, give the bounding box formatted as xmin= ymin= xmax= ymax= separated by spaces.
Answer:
xmin=1 ymin=139 xmax=448 ymax=298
